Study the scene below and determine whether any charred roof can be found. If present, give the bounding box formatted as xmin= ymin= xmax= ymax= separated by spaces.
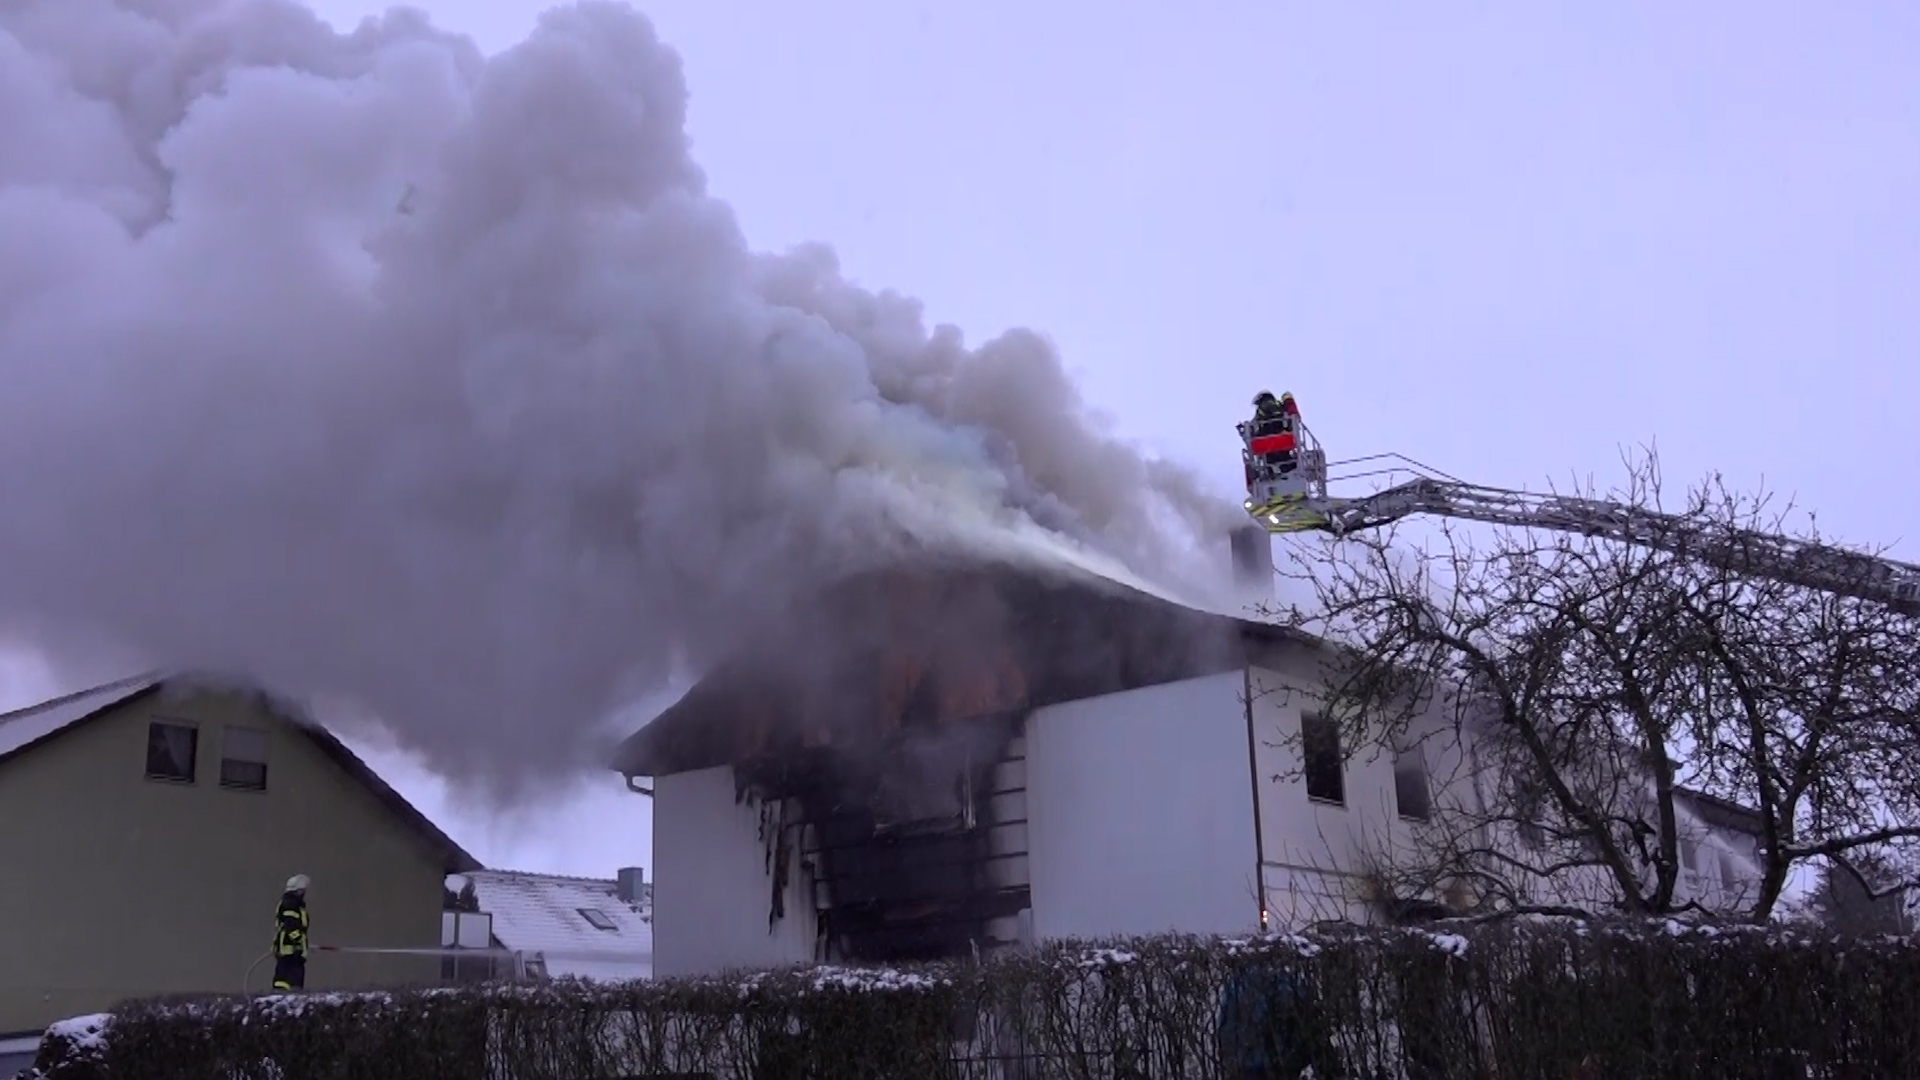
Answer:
xmin=612 ymin=556 xmax=1298 ymax=778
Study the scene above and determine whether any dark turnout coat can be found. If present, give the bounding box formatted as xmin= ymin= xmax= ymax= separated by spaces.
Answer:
xmin=271 ymin=890 xmax=310 ymax=990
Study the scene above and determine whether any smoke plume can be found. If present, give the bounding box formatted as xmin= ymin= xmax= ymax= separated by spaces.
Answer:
xmin=0 ymin=0 xmax=1244 ymax=795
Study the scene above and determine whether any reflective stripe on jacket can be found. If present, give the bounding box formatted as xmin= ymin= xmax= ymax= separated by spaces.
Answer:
xmin=274 ymin=894 xmax=310 ymax=958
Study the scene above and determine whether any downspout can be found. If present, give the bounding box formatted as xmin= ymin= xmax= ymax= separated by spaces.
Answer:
xmin=1242 ymin=663 xmax=1269 ymax=931
xmin=623 ymin=774 xmax=654 ymax=797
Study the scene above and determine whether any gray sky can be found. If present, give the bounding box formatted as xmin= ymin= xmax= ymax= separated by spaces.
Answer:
xmin=3 ymin=0 xmax=1914 ymax=877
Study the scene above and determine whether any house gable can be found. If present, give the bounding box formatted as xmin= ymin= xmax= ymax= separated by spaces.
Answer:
xmin=0 ymin=674 xmax=478 ymax=873
xmin=0 ymin=678 xmax=476 ymax=1032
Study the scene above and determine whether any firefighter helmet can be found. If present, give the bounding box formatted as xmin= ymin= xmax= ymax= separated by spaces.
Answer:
xmin=286 ymin=874 xmax=311 ymax=892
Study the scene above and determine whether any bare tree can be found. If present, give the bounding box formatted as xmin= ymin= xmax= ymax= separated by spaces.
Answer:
xmin=1809 ymin=848 xmax=1914 ymax=935
xmin=1267 ymin=450 xmax=1920 ymax=922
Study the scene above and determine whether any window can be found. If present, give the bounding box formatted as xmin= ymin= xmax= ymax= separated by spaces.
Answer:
xmin=145 ymin=721 xmax=198 ymax=782
xmin=1393 ymin=746 xmax=1431 ymax=821
xmin=1512 ymin=780 xmax=1547 ymax=848
xmin=220 ymin=727 xmax=270 ymax=791
xmin=443 ymin=910 xmax=494 ymax=948
xmin=577 ymin=907 xmax=618 ymax=932
xmin=1680 ymin=837 xmax=1701 ymax=873
xmin=1300 ymin=712 xmax=1344 ymax=805
xmin=441 ymin=911 xmax=498 ymax=983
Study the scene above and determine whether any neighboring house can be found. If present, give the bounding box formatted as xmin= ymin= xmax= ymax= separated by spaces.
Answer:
xmin=1671 ymin=787 xmax=1766 ymax=910
xmin=611 ymin=534 xmax=1770 ymax=979
xmin=0 ymin=673 xmax=480 ymax=1037
xmin=453 ymin=868 xmax=654 ymax=981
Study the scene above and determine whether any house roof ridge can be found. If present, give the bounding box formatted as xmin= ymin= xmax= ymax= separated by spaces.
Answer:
xmin=0 ymin=671 xmax=163 ymax=723
xmin=472 ymin=868 xmax=628 ymax=887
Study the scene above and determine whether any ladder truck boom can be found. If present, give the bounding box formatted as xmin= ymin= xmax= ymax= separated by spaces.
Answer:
xmin=1237 ymin=411 xmax=1920 ymax=617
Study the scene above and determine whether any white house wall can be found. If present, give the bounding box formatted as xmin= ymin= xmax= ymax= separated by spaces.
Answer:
xmin=1025 ymin=672 xmax=1263 ymax=941
xmin=1246 ymin=661 xmax=1484 ymax=927
xmin=1244 ymin=653 xmax=1771 ymax=921
xmin=651 ymin=764 xmax=815 ymax=978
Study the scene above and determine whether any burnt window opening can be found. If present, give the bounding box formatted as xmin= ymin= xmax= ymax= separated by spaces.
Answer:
xmin=746 ymin=716 xmax=1030 ymax=965
xmin=873 ymin=742 xmax=977 ymax=835
xmin=1301 ymin=712 xmax=1344 ymax=805
xmin=1387 ymin=897 xmax=1453 ymax=925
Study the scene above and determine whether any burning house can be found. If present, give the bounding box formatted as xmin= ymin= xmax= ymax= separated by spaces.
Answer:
xmin=612 ymin=534 xmax=1347 ymax=978
xmin=616 ymin=533 xmax=1773 ymax=980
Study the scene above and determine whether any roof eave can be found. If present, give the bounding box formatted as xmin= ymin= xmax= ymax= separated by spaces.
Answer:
xmin=294 ymin=724 xmax=484 ymax=873
xmin=0 ymin=679 xmax=167 ymax=769
xmin=609 ymin=615 xmax=1328 ymax=779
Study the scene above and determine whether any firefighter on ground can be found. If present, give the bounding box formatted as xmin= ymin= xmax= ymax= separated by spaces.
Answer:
xmin=272 ymin=874 xmax=311 ymax=991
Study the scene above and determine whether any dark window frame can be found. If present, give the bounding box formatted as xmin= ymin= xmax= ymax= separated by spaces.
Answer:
xmin=1513 ymin=780 xmax=1548 ymax=849
xmin=577 ymin=907 xmax=618 ymax=932
xmin=1300 ymin=712 xmax=1345 ymax=806
xmin=145 ymin=720 xmax=199 ymax=784
xmin=219 ymin=725 xmax=270 ymax=792
xmin=1518 ymin=820 xmax=1547 ymax=849
xmin=1393 ymin=745 xmax=1431 ymax=821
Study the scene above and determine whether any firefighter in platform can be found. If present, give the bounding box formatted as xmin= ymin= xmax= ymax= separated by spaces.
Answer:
xmin=1248 ymin=390 xmax=1302 ymax=473
xmin=271 ymin=874 xmax=311 ymax=991
xmin=1251 ymin=390 xmax=1300 ymax=431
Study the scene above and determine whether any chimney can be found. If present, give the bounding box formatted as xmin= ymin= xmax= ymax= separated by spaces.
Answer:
xmin=1229 ymin=525 xmax=1274 ymax=599
xmin=616 ymin=866 xmax=646 ymax=903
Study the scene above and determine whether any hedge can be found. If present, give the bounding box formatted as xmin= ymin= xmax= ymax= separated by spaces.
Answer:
xmin=21 ymin=918 xmax=1920 ymax=1080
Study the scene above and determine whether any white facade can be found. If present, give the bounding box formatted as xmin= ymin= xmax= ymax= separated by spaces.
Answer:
xmin=645 ymin=662 xmax=1418 ymax=977
xmin=651 ymin=764 xmax=816 ymax=979
xmin=1245 ymin=656 xmax=1767 ymax=922
xmin=1245 ymin=658 xmax=1463 ymax=925
xmin=1025 ymin=672 xmax=1261 ymax=940
xmin=648 ymin=650 xmax=1770 ymax=976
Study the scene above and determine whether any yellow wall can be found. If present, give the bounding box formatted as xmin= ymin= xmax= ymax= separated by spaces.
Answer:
xmin=0 ymin=686 xmax=450 ymax=1033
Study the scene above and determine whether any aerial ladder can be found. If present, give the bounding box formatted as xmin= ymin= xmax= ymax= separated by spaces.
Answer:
xmin=1237 ymin=406 xmax=1920 ymax=617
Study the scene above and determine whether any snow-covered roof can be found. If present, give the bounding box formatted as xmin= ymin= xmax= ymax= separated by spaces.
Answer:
xmin=0 ymin=673 xmax=162 ymax=761
xmin=467 ymin=870 xmax=653 ymax=981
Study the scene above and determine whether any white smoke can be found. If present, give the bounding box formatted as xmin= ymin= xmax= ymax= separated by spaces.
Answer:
xmin=0 ymin=0 xmax=1245 ymax=796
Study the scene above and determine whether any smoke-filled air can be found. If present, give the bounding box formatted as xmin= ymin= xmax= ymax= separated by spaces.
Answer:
xmin=0 ymin=0 xmax=1246 ymax=795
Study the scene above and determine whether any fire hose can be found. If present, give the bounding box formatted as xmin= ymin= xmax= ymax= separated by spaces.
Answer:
xmin=243 ymin=945 xmax=527 ymax=997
